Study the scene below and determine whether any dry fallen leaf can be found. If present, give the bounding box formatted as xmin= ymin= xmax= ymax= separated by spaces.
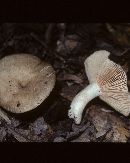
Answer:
xmin=86 ymin=106 xmax=130 ymax=142
xmin=127 ymin=80 xmax=130 ymax=87
xmin=65 ymin=40 xmax=78 ymax=51
xmin=63 ymin=74 xmax=83 ymax=84
xmin=122 ymin=62 xmax=129 ymax=74
xmin=60 ymin=84 xmax=83 ymax=101
xmin=58 ymin=73 xmax=84 ymax=84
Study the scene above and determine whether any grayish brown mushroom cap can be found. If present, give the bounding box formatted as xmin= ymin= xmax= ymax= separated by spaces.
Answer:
xmin=0 ymin=54 xmax=55 ymax=113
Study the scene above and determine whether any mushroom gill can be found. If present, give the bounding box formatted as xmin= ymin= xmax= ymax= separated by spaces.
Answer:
xmin=68 ymin=50 xmax=130 ymax=124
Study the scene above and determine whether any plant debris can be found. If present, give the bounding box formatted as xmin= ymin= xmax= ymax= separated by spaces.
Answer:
xmin=0 ymin=23 xmax=130 ymax=142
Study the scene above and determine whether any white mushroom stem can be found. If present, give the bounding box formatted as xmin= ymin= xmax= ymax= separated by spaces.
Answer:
xmin=68 ymin=83 xmax=101 ymax=124
xmin=68 ymin=50 xmax=130 ymax=124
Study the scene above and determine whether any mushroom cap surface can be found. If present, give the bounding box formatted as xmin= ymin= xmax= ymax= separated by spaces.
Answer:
xmin=84 ymin=50 xmax=130 ymax=116
xmin=84 ymin=50 xmax=110 ymax=83
xmin=0 ymin=54 xmax=55 ymax=113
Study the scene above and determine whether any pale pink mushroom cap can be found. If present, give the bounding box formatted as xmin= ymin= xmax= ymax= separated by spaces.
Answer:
xmin=84 ymin=50 xmax=130 ymax=116
xmin=69 ymin=50 xmax=130 ymax=124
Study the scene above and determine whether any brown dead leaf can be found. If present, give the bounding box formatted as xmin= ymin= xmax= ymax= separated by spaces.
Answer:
xmin=86 ymin=106 xmax=130 ymax=142
xmin=7 ymin=127 xmax=29 ymax=142
xmin=65 ymin=40 xmax=78 ymax=51
xmin=63 ymin=74 xmax=83 ymax=84
xmin=106 ymin=125 xmax=130 ymax=142
xmin=127 ymin=80 xmax=130 ymax=87
xmin=60 ymin=84 xmax=83 ymax=101
xmin=122 ymin=62 xmax=129 ymax=74
xmin=87 ymin=106 xmax=111 ymax=138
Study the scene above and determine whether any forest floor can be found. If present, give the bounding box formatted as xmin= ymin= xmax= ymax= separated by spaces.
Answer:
xmin=0 ymin=23 xmax=130 ymax=142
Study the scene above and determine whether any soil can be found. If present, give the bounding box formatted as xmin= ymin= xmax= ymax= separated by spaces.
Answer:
xmin=0 ymin=23 xmax=130 ymax=142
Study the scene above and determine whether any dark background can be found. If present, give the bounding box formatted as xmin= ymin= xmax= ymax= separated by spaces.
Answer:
xmin=0 ymin=23 xmax=130 ymax=142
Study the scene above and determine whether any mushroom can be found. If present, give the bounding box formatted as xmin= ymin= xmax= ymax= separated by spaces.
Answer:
xmin=68 ymin=50 xmax=130 ymax=124
xmin=0 ymin=54 xmax=55 ymax=122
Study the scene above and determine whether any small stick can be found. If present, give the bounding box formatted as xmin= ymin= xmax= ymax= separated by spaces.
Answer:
xmin=0 ymin=108 xmax=11 ymax=124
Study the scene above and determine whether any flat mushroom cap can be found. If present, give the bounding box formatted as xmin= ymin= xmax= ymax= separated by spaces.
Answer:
xmin=84 ymin=50 xmax=130 ymax=116
xmin=0 ymin=54 xmax=55 ymax=113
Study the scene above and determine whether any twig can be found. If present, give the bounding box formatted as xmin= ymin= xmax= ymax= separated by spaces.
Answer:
xmin=105 ymin=23 xmax=115 ymax=34
xmin=120 ymin=48 xmax=130 ymax=56
xmin=4 ymin=122 xmax=35 ymax=142
xmin=30 ymin=32 xmax=65 ymax=62
xmin=45 ymin=23 xmax=56 ymax=44
xmin=7 ymin=127 xmax=30 ymax=142
xmin=0 ymin=108 xmax=11 ymax=124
